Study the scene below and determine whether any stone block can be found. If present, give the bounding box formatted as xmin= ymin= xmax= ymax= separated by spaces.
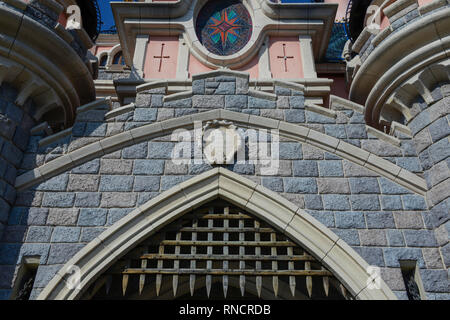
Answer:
xmin=350 ymin=195 xmax=380 ymax=211
xmin=380 ymin=195 xmax=403 ymax=210
xmin=99 ymin=175 xmax=133 ymax=192
xmin=101 ymin=192 xmax=137 ymax=208
xmin=422 ymin=248 xmax=444 ymax=269
xmin=51 ymin=227 xmax=81 ymax=243
xmin=403 ymin=230 xmax=437 ymax=247
xmin=34 ymin=174 xmax=69 ymax=192
xmin=304 ymin=195 xmax=323 ymax=210
xmin=321 ymin=194 xmax=352 ymax=213
xmin=308 ymin=211 xmax=334 ymax=227
xmin=84 ymin=122 xmax=107 ymax=137
xmin=332 ymin=229 xmax=360 ymax=246
xmin=42 ymin=193 xmax=75 ymax=208
xmin=80 ymin=227 xmax=106 ymax=242
xmin=380 ymin=268 xmax=406 ymax=291
xmin=78 ymin=208 xmax=108 ymax=226
xmin=424 ymin=160 xmax=450 ymax=188
xmin=100 ymin=159 xmax=133 ymax=175
xmin=107 ymin=208 xmax=132 ymax=226
xmin=387 ymin=229 xmax=405 ymax=246
xmin=47 ymin=243 xmax=85 ymax=264
xmin=349 ymin=177 xmax=380 ymax=194
xmin=305 ymin=111 xmax=335 ymax=124
xmin=279 ymin=142 xmax=302 ymax=160
xmin=352 ymin=247 xmax=385 ymax=267
xmin=26 ymin=226 xmax=52 ymax=242
xmin=71 ymin=159 xmax=100 ymax=174
xmin=284 ymin=110 xmax=305 ymax=123
xmin=151 ymin=95 xmax=164 ymax=108
xmin=248 ymin=96 xmax=275 ymax=109
xmin=383 ymin=247 xmax=425 ymax=268
xmin=334 ymin=211 xmax=365 ymax=228
xmin=192 ymin=79 xmax=205 ymax=95
xmin=346 ymin=124 xmax=367 ymax=139
xmin=74 ymin=192 xmax=101 ymax=208
xmin=134 ymin=176 xmax=160 ymax=192
xmin=289 ymin=96 xmax=305 ymax=109
xmin=293 ymin=160 xmax=318 ymax=177
xmin=401 ymin=195 xmax=427 ymax=210
xmin=358 ymin=229 xmax=387 ymax=246
xmin=215 ymin=82 xmax=235 ymax=95
xmin=283 ymin=178 xmax=317 ymax=194
xmin=419 ymin=269 xmax=449 ymax=293
xmin=148 ymin=142 xmax=175 ymax=159
xmin=67 ymin=175 xmax=99 ymax=192
xmin=123 ymin=142 xmax=148 ymax=159
xmin=302 ymin=144 xmax=324 ymax=160
xmin=261 ymin=177 xmax=284 ymax=192
xmin=192 ymin=95 xmax=223 ymax=109
xmin=189 ymin=163 xmax=213 ymax=175
xmin=161 ymin=176 xmax=191 ymax=191
xmin=225 ymin=95 xmax=247 ymax=109
xmin=317 ymin=178 xmax=350 ymax=194
xmin=396 ymin=157 xmax=423 ymax=172
xmin=133 ymin=159 xmax=165 ymax=175
xmin=133 ymin=108 xmax=157 ymax=122
xmin=318 ymin=161 xmax=344 ymax=177
xmin=428 ymin=117 xmax=450 ymax=143
xmin=324 ymin=125 xmax=347 ymax=139
xmin=17 ymin=243 xmax=51 ymax=265
xmin=33 ymin=265 xmax=62 ymax=288
xmin=428 ymin=137 xmax=450 ymax=165
xmin=379 ymin=177 xmax=411 ymax=194
xmin=46 ymin=209 xmax=79 ymax=226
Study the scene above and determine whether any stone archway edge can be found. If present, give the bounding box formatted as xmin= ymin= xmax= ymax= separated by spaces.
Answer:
xmin=15 ymin=109 xmax=427 ymax=194
xmin=37 ymin=167 xmax=397 ymax=300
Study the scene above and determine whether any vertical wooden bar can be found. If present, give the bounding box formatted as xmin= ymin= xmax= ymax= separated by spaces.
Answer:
xmin=222 ymin=206 xmax=229 ymax=298
xmin=239 ymin=218 xmax=246 ymax=297
xmin=172 ymin=231 xmax=181 ymax=297
xmin=206 ymin=207 xmax=214 ymax=298
xmin=139 ymin=258 xmax=147 ymax=295
xmin=156 ymin=238 xmax=165 ymax=296
xmin=322 ymin=267 xmax=329 ymax=297
xmin=305 ymin=260 xmax=313 ymax=298
xmin=287 ymin=246 xmax=296 ymax=297
xmin=254 ymin=220 xmax=262 ymax=298
xmin=122 ymin=261 xmax=130 ymax=296
xmin=271 ymin=233 xmax=278 ymax=297
xmin=190 ymin=217 xmax=198 ymax=296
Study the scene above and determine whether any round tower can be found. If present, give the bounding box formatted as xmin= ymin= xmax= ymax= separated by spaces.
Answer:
xmin=345 ymin=0 xmax=450 ymax=271
xmin=0 ymin=0 xmax=99 ymax=239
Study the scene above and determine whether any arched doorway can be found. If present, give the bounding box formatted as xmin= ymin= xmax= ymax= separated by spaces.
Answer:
xmin=38 ymin=168 xmax=396 ymax=300
xmin=83 ymin=200 xmax=352 ymax=300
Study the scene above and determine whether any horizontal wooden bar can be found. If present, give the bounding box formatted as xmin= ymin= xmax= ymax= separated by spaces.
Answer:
xmin=139 ymin=254 xmax=315 ymax=262
xmin=122 ymin=269 xmax=333 ymax=277
xmin=166 ymin=227 xmax=275 ymax=233
xmin=158 ymin=240 xmax=296 ymax=247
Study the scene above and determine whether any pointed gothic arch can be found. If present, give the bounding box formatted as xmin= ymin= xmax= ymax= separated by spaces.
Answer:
xmin=37 ymin=168 xmax=396 ymax=300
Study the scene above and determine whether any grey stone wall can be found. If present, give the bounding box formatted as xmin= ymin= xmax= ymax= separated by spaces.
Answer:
xmin=0 ymin=75 xmax=448 ymax=300
xmin=0 ymin=84 xmax=36 ymax=258
xmin=406 ymin=86 xmax=450 ymax=272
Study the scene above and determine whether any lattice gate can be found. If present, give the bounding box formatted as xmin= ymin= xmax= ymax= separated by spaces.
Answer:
xmin=83 ymin=200 xmax=353 ymax=300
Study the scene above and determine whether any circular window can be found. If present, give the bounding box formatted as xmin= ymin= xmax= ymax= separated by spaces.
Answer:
xmin=196 ymin=0 xmax=253 ymax=56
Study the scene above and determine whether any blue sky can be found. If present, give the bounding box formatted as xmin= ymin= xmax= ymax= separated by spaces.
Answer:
xmin=98 ymin=1 xmax=115 ymax=31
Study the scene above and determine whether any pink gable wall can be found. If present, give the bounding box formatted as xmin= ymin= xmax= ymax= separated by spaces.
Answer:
xmin=269 ymin=37 xmax=303 ymax=79
xmin=233 ymin=54 xmax=259 ymax=79
xmin=144 ymin=36 xmax=179 ymax=79
xmin=188 ymin=54 xmax=214 ymax=78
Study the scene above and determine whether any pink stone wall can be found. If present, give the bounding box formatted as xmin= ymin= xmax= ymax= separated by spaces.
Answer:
xmin=268 ymin=37 xmax=303 ymax=79
xmin=144 ymin=36 xmax=179 ymax=79
xmin=188 ymin=54 xmax=214 ymax=78
xmin=233 ymin=54 xmax=259 ymax=79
